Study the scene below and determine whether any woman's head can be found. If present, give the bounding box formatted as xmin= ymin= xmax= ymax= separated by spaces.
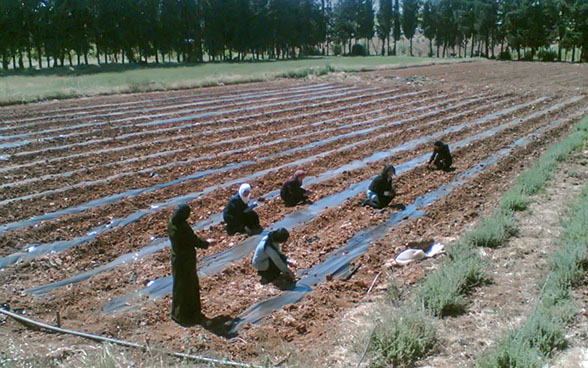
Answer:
xmin=239 ymin=183 xmax=252 ymax=203
xmin=171 ymin=204 xmax=190 ymax=225
xmin=270 ymin=228 xmax=289 ymax=243
xmin=382 ymin=164 xmax=396 ymax=179
xmin=293 ymin=170 xmax=306 ymax=183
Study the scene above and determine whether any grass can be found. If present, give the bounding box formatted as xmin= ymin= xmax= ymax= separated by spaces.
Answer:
xmin=0 ymin=56 xmax=468 ymax=105
xmin=368 ymin=305 xmax=437 ymax=368
xmin=463 ymin=209 xmax=519 ymax=248
xmin=477 ymin=183 xmax=588 ymax=368
xmin=417 ymin=242 xmax=487 ymax=317
xmin=500 ymin=117 xmax=588 ymax=212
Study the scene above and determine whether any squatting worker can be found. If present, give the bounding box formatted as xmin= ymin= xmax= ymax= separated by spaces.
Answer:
xmin=168 ymin=204 xmax=215 ymax=327
xmin=252 ymin=228 xmax=296 ymax=284
xmin=280 ymin=169 xmax=312 ymax=207
xmin=223 ymin=183 xmax=263 ymax=236
xmin=364 ymin=164 xmax=396 ymax=209
xmin=428 ymin=140 xmax=453 ymax=171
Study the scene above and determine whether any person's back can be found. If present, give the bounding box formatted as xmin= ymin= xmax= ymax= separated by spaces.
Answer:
xmin=252 ymin=228 xmax=294 ymax=283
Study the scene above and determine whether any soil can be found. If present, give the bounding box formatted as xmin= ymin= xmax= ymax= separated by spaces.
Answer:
xmin=0 ymin=60 xmax=587 ymax=367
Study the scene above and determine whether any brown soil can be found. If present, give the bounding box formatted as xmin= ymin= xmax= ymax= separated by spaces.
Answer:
xmin=0 ymin=60 xmax=587 ymax=367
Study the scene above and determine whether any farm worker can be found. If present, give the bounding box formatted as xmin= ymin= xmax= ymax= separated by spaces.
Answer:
xmin=363 ymin=165 xmax=397 ymax=209
xmin=168 ymin=204 xmax=215 ymax=327
xmin=428 ymin=140 xmax=453 ymax=171
xmin=280 ymin=169 xmax=312 ymax=206
xmin=252 ymin=228 xmax=296 ymax=284
xmin=223 ymin=183 xmax=263 ymax=236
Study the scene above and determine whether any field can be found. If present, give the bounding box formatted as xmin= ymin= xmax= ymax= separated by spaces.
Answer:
xmin=0 ymin=60 xmax=587 ymax=367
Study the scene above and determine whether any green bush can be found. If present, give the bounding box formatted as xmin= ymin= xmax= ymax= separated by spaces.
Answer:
xmin=497 ymin=50 xmax=512 ymax=60
xmin=418 ymin=243 xmax=486 ymax=316
xmin=464 ymin=210 xmax=518 ymax=248
xmin=500 ymin=189 xmax=529 ymax=211
xmin=351 ymin=44 xmax=366 ymax=56
xmin=369 ymin=307 xmax=436 ymax=368
xmin=538 ymin=49 xmax=557 ymax=62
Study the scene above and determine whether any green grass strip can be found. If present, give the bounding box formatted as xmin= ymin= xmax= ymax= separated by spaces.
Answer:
xmin=500 ymin=117 xmax=588 ymax=212
xmin=477 ymin=183 xmax=588 ymax=367
xmin=0 ymin=56 xmax=465 ymax=105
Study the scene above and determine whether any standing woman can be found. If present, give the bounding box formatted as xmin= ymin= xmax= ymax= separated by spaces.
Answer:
xmin=223 ymin=183 xmax=263 ymax=235
xmin=168 ymin=204 xmax=214 ymax=327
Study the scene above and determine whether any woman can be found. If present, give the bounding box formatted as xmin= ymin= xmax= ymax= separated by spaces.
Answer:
xmin=252 ymin=228 xmax=295 ymax=284
xmin=223 ymin=183 xmax=263 ymax=235
xmin=280 ymin=170 xmax=311 ymax=207
xmin=364 ymin=164 xmax=396 ymax=209
xmin=168 ymin=204 xmax=213 ymax=327
xmin=428 ymin=140 xmax=453 ymax=171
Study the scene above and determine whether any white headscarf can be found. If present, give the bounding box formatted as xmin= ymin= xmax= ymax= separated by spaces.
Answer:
xmin=239 ymin=183 xmax=252 ymax=204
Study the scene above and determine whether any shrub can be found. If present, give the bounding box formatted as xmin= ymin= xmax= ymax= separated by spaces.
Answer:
xmin=500 ymin=189 xmax=529 ymax=211
xmin=497 ymin=50 xmax=512 ymax=60
xmin=538 ymin=49 xmax=557 ymax=62
xmin=350 ymin=43 xmax=366 ymax=56
xmin=521 ymin=52 xmax=534 ymax=61
xmin=418 ymin=242 xmax=486 ymax=316
xmin=369 ymin=306 xmax=436 ymax=367
xmin=464 ymin=210 xmax=518 ymax=248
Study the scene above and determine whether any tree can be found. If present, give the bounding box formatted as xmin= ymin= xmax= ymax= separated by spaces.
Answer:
xmin=392 ymin=0 xmax=400 ymax=54
xmin=377 ymin=0 xmax=392 ymax=55
xmin=357 ymin=0 xmax=374 ymax=53
xmin=401 ymin=0 xmax=420 ymax=55
xmin=421 ymin=0 xmax=437 ymax=56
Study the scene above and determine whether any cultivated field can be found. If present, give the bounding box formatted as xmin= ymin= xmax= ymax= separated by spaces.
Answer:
xmin=0 ymin=60 xmax=587 ymax=366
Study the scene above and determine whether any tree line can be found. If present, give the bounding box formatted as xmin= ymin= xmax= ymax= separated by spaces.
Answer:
xmin=0 ymin=0 xmax=586 ymax=70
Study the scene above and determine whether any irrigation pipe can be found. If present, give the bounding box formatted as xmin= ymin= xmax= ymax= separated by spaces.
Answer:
xmin=0 ymin=308 xmax=272 ymax=368
xmin=366 ymin=272 xmax=382 ymax=295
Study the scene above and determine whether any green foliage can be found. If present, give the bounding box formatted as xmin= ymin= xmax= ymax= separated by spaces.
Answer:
xmin=351 ymin=43 xmax=367 ymax=56
xmin=538 ymin=49 xmax=557 ymax=62
xmin=500 ymin=189 xmax=529 ymax=211
xmin=497 ymin=50 xmax=512 ymax=60
xmin=368 ymin=306 xmax=436 ymax=367
xmin=464 ymin=210 xmax=519 ymax=248
xmin=418 ymin=242 xmax=486 ymax=316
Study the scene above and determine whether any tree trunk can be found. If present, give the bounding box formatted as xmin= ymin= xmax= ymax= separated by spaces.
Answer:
xmin=470 ymin=37 xmax=475 ymax=57
xmin=27 ymin=48 xmax=33 ymax=68
xmin=409 ymin=38 xmax=413 ymax=56
xmin=84 ymin=53 xmax=88 ymax=65
xmin=571 ymin=45 xmax=575 ymax=62
xmin=37 ymin=47 xmax=43 ymax=69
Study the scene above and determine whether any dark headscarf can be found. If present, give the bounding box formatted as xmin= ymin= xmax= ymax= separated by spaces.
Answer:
xmin=268 ymin=228 xmax=289 ymax=244
xmin=381 ymin=164 xmax=396 ymax=178
xmin=171 ymin=204 xmax=191 ymax=225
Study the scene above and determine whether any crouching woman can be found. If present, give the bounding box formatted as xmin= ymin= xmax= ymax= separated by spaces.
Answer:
xmin=252 ymin=228 xmax=295 ymax=284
